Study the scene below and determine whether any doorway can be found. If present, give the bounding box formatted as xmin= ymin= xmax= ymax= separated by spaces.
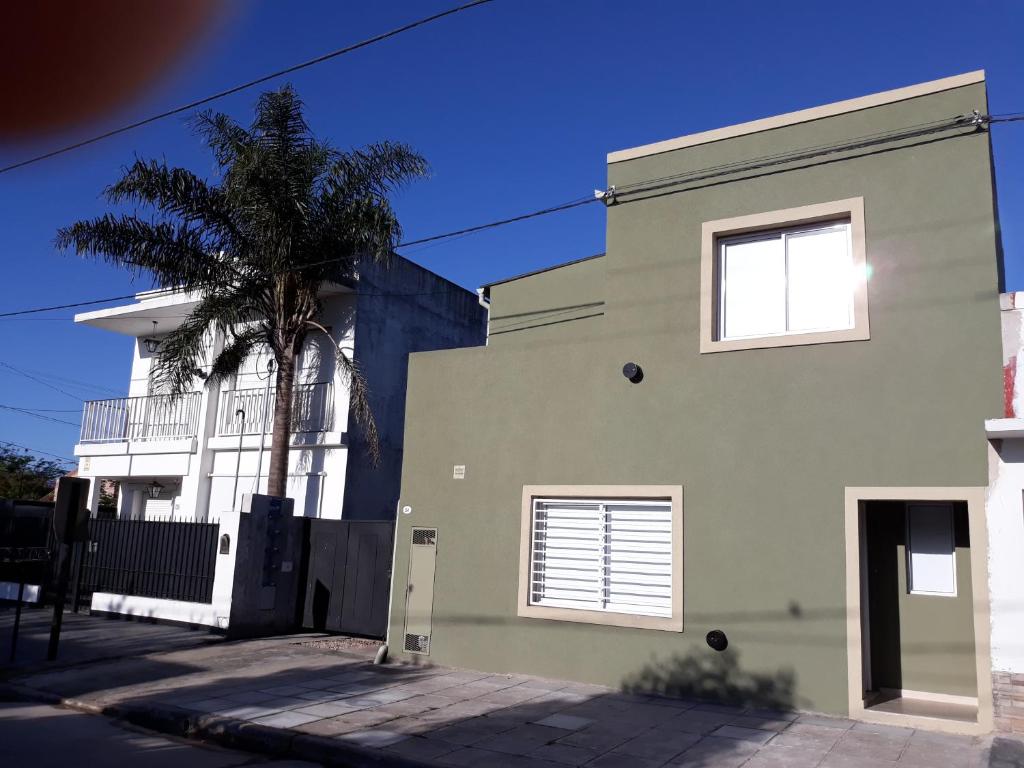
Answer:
xmin=844 ymin=487 xmax=992 ymax=733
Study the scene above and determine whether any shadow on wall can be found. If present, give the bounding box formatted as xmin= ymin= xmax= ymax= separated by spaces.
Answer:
xmin=621 ymin=649 xmax=798 ymax=711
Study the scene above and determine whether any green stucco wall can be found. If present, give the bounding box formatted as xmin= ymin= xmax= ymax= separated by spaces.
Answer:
xmin=387 ymin=80 xmax=1003 ymax=716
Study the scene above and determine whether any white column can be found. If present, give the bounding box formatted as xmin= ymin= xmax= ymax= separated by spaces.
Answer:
xmin=85 ymin=477 xmax=103 ymax=518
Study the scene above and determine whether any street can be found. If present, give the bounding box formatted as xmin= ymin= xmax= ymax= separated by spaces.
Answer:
xmin=0 ymin=702 xmax=320 ymax=768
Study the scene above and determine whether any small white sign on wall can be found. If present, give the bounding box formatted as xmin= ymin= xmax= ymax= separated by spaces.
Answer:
xmin=453 ymin=465 xmax=466 ymax=480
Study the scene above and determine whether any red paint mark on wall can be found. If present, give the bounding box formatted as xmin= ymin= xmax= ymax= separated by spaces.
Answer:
xmin=1004 ymin=355 xmax=1017 ymax=418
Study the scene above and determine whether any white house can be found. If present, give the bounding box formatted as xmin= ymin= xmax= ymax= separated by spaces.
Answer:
xmin=985 ymin=290 xmax=1024 ymax=733
xmin=72 ymin=256 xmax=486 ymax=524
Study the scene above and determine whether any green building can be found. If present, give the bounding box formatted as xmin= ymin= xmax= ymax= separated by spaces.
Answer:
xmin=388 ymin=71 xmax=1004 ymax=734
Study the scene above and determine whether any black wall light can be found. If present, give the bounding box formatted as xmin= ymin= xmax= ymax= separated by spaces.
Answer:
xmin=706 ymin=629 xmax=728 ymax=652
xmin=622 ymin=362 xmax=643 ymax=383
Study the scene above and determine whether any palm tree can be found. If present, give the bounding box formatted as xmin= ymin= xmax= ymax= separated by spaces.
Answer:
xmin=57 ymin=86 xmax=428 ymax=498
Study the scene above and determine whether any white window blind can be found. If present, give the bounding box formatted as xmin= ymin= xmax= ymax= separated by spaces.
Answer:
xmin=529 ymin=498 xmax=673 ymax=618
xmin=719 ymin=221 xmax=854 ymax=341
xmin=906 ymin=503 xmax=956 ymax=596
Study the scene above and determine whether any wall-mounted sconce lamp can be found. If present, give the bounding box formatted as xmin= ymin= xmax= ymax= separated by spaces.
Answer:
xmin=622 ymin=362 xmax=644 ymax=384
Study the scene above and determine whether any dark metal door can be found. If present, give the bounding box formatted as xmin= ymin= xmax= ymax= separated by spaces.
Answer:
xmin=302 ymin=520 xmax=394 ymax=638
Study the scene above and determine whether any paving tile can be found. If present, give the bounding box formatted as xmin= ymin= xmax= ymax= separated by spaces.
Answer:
xmin=728 ymin=714 xmax=792 ymax=732
xmin=534 ymin=714 xmax=594 ymax=731
xmin=673 ymin=735 xmax=760 ymax=767
xmin=819 ymin=753 xmax=910 ymax=768
xmin=614 ymin=729 xmax=702 ymax=761
xmin=473 ymin=724 xmax=564 ymax=755
xmin=294 ymin=690 xmax=347 ymax=703
xmin=251 ymin=710 xmax=322 ymax=728
xmin=324 ymin=671 xmax=376 ymax=685
xmin=850 ymin=721 xmax=914 ymax=739
xmin=326 ymin=683 xmax=382 ymax=697
xmin=379 ymin=716 xmax=436 ymax=736
xmin=747 ymin=708 xmax=799 ymax=722
xmin=769 ymin=722 xmax=843 ymax=749
xmin=371 ymin=694 xmax=453 ymax=717
xmin=588 ymin=752 xmax=665 ymax=768
xmin=832 ymin=731 xmax=906 ymax=762
xmin=260 ymin=685 xmax=314 ymax=697
xmin=294 ymin=716 xmax=372 ymax=737
xmin=710 ymin=725 xmax=775 ymax=744
xmin=330 ymin=708 xmax=399 ymax=729
xmin=693 ymin=703 xmax=748 ymax=716
xmin=428 ymin=720 xmax=503 ymax=746
xmin=529 ymin=742 xmax=599 ymax=766
xmin=221 ymin=690 xmax=279 ymax=705
xmin=796 ymin=714 xmax=856 ymax=729
xmin=898 ymin=742 xmax=975 ymax=767
xmin=293 ymin=701 xmax=363 ymax=719
xmin=256 ymin=696 xmax=310 ymax=711
xmin=439 ymin=747 xmax=561 ymax=767
xmin=555 ymin=724 xmax=639 ymax=752
xmin=743 ymin=744 xmax=829 ymax=768
xmin=385 ymin=735 xmax=459 ymax=761
xmin=673 ymin=710 xmax=735 ymax=735
xmin=216 ymin=704 xmax=286 ymax=720
xmin=184 ymin=697 xmax=235 ymax=713
xmin=907 ymin=729 xmax=975 ymax=748
xmin=337 ymin=728 xmax=409 ymax=748
xmin=519 ymin=677 xmax=572 ymax=692
xmin=476 ymin=686 xmax=548 ymax=707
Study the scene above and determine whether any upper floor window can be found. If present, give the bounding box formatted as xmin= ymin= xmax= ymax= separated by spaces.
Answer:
xmin=700 ymin=198 xmax=869 ymax=353
xmin=719 ymin=221 xmax=853 ymax=341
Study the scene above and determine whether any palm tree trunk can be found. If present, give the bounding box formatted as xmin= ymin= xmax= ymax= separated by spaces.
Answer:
xmin=267 ymin=348 xmax=296 ymax=498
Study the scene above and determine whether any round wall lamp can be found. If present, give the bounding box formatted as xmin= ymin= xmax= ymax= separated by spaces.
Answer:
xmin=622 ymin=362 xmax=644 ymax=384
xmin=706 ymin=629 xmax=728 ymax=652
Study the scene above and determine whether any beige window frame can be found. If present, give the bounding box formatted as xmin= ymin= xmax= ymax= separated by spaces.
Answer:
xmin=517 ymin=485 xmax=684 ymax=632
xmin=700 ymin=198 xmax=869 ymax=353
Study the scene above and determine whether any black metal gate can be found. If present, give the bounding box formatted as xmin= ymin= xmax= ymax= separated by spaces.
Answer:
xmin=301 ymin=520 xmax=394 ymax=638
xmin=78 ymin=518 xmax=219 ymax=603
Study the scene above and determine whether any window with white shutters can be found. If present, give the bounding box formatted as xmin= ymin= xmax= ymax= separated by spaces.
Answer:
xmin=529 ymin=498 xmax=673 ymax=619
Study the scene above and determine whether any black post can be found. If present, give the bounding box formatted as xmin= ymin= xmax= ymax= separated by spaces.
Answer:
xmin=48 ymin=542 xmax=71 ymax=661
xmin=9 ymin=575 xmax=25 ymax=663
xmin=48 ymin=477 xmax=90 ymax=662
xmin=70 ymin=543 xmax=84 ymax=613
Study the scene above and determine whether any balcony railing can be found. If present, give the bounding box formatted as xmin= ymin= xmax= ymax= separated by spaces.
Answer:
xmin=216 ymin=381 xmax=334 ymax=436
xmin=79 ymin=393 xmax=202 ymax=444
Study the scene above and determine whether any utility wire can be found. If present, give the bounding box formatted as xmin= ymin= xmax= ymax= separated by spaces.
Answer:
xmin=0 ymin=0 xmax=495 ymax=176
xmin=0 ymin=361 xmax=83 ymax=401
xmin=0 ymin=195 xmax=598 ymax=318
xmin=0 ymin=109 xmax=1017 ymax=320
xmin=0 ymin=404 xmax=80 ymax=427
xmin=0 ymin=439 xmax=77 ymax=464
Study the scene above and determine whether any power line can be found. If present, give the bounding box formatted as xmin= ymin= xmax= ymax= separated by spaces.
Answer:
xmin=0 ymin=194 xmax=598 ymax=319
xmin=0 ymin=0 xmax=495 ymax=176
xmin=0 ymin=440 xmax=77 ymax=465
xmin=0 ymin=406 xmax=80 ymax=413
xmin=0 ymin=108 xmax=1016 ymax=321
xmin=0 ymin=404 xmax=80 ymax=427
xmin=0 ymin=361 xmax=82 ymax=401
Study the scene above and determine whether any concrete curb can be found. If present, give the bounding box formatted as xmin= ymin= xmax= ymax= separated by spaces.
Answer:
xmin=0 ymin=682 xmax=431 ymax=768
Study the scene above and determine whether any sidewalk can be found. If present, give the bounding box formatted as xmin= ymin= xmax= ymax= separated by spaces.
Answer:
xmin=3 ymin=615 xmax=1023 ymax=767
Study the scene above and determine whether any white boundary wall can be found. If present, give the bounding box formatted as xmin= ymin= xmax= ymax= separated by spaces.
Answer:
xmin=89 ymin=511 xmax=240 ymax=629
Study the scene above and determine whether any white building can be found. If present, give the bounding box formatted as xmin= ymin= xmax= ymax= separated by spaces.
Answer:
xmin=73 ymin=257 xmax=486 ymax=523
xmin=985 ymin=290 xmax=1024 ymax=733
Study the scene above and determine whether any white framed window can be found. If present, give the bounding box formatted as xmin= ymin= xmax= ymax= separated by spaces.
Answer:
xmin=906 ymin=502 xmax=957 ymax=596
xmin=719 ymin=221 xmax=854 ymax=341
xmin=517 ymin=486 xmax=683 ymax=631
xmin=700 ymin=198 xmax=869 ymax=353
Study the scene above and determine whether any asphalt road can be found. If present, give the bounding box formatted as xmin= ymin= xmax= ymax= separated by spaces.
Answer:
xmin=0 ymin=702 xmax=320 ymax=768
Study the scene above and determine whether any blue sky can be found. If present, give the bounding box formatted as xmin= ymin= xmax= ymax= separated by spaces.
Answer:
xmin=1 ymin=0 xmax=1022 ymax=466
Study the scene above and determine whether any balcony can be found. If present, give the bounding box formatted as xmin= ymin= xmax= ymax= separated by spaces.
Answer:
xmin=216 ymin=381 xmax=334 ymax=436
xmin=79 ymin=393 xmax=202 ymax=445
